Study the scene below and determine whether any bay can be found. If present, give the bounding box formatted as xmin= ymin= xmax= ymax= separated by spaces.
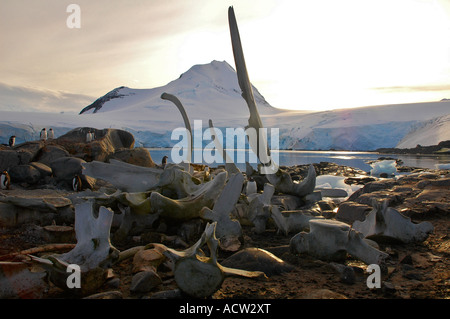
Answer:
xmin=146 ymin=148 xmax=450 ymax=173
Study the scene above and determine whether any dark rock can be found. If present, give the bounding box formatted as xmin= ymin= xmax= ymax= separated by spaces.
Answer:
xmin=8 ymin=164 xmax=41 ymax=184
xmin=400 ymin=254 xmax=413 ymax=265
xmin=29 ymin=162 xmax=52 ymax=178
xmin=130 ymin=270 xmax=162 ymax=293
xmin=336 ymin=202 xmax=372 ymax=224
xmin=221 ymin=247 xmax=294 ymax=276
xmin=35 ymin=145 xmax=70 ymax=166
xmin=108 ymin=147 xmax=155 ymax=167
xmin=55 ymin=127 xmax=135 ymax=162
xmin=50 ymin=157 xmax=86 ymax=184
xmin=0 ymin=150 xmax=20 ymax=171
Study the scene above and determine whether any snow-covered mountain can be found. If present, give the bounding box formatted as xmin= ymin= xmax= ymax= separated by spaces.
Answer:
xmin=78 ymin=60 xmax=280 ymax=130
xmin=1 ymin=60 xmax=449 ymax=150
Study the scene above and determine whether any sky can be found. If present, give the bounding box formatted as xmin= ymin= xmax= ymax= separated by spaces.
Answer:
xmin=1 ymin=0 xmax=450 ymax=112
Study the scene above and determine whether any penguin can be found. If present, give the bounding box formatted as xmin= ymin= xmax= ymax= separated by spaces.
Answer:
xmin=40 ymin=128 xmax=47 ymax=141
xmin=1 ymin=171 xmax=11 ymax=190
xmin=245 ymin=177 xmax=257 ymax=195
xmin=48 ymin=128 xmax=54 ymax=140
xmin=86 ymin=131 xmax=93 ymax=143
xmin=203 ymin=166 xmax=211 ymax=181
xmin=8 ymin=135 xmax=15 ymax=147
xmin=161 ymin=155 xmax=168 ymax=168
xmin=72 ymin=175 xmax=82 ymax=192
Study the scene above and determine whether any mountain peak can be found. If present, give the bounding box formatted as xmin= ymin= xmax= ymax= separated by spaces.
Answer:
xmin=80 ymin=60 xmax=272 ymax=115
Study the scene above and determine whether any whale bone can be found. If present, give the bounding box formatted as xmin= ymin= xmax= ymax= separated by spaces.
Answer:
xmin=200 ymin=172 xmax=244 ymax=251
xmin=30 ymin=201 xmax=119 ymax=295
xmin=149 ymin=171 xmax=228 ymax=221
xmin=352 ymin=199 xmax=434 ymax=243
xmin=290 ymin=219 xmax=388 ymax=265
xmin=160 ymin=222 xmax=266 ymax=298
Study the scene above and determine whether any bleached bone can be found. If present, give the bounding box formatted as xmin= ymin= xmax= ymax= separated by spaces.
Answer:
xmin=271 ymin=205 xmax=325 ymax=236
xmin=160 ymin=222 xmax=266 ymax=298
xmin=245 ymin=178 xmax=257 ymax=195
xmin=161 ymin=92 xmax=193 ymax=166
xmin=246 ymin=183 xmax=275 ymax=233
xmin=208 ymin=119 xmax=241 ymax=176
xmin=150 ymin=171 xmax=227 ymax=221
xmin=30 ymin=201 xmax=119 ymax=294
xmin=266 ymin=164 xmax=316 ymax=197
xmin=200 ymin=173 xmax=244 ymax=251
xmin=290 ymin=219 xmax=388 ymax=265
xmin=353 ymin=199 xmax=434 ymax=243
xmin=82 ymin=159 xmax=163 ymax=192
xmin=157 ymin=164 xmax=206 ymax=199
xmin=228 ymin=7 xmax=278 ymax=174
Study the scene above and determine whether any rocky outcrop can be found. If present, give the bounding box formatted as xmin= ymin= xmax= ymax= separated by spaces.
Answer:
xmin=0 ymin=127 xmax=152 ymax=191
xmin=55 ymin=127 xmax=135 ymax=162
xmin=344 ymin=171 xmax=450 ymax=218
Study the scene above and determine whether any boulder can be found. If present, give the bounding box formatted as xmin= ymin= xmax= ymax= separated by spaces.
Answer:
xmin=55 ymin=127 xmax=135 ymax=162
xmin=336 ymin=202 xmax=372 ymax=224
xmin=130 ymin=270 xmax=162 ymax=293
xmin=35 ymin=145 xmax=70 ymax=166
xmin=221 ymin=248 xmax=294 ymax=276
xmin=50 ymin=157 xmax=86 ymax=184
xmin=8 ymin=164 xmax=41 ymax=184
xmin=29 ymin=162 xmax=52 ymax=178
xmin=108 ymin=147 xmax=155 ymax=167
xmin=0 ymin=150 xmax=20 ymax=171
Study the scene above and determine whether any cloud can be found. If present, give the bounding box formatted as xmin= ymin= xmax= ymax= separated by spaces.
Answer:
xmin=0 ymin=82 xmax=95 ymax=113
xmin=373 ymin=85 xmax=450 ymax=93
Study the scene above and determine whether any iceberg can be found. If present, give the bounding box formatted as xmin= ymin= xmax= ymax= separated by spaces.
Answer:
xmin=370 ymin=160 xmax=397 ymax=176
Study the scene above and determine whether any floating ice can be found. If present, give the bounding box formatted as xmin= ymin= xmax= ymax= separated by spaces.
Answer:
xmin=315 ymin=175 xmax=362 ymax=197
xmin=370 ymin=160 xmax=397 ymax=176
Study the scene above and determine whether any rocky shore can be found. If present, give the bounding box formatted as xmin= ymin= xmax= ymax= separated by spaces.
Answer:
xmin=376 ymin=140 xmax=450 ymax=155
xmin=0 ymin=128 xmax=449 ymax=299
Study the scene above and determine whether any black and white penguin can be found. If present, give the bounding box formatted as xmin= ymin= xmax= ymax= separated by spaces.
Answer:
xmin=40 ymin=128 xmax=47 ymax=141
xmin=245 ymin=177 xmax=257 ymax=195
xmin=72 ymin=175 xmax=82 ymax=192
xmin=1 ymin=171 xmax=11 ymax=190
xmin=161 ymin=155 xmax=168 ymax=168
xmin=86 ymin=131 xmax=93 ymax=143
xmin=8 ymin=135 xmax=15 ymax=147
xmin=48 ymin=128 xmax=54 ymax=140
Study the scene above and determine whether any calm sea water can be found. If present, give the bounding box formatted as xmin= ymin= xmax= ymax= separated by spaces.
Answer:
xmin=147 ymin=148 xmax=450 ymax=173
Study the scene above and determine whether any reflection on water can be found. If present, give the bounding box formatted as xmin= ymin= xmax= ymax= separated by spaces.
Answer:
xmin=147 ymin=148 xmax=450 ymax=173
